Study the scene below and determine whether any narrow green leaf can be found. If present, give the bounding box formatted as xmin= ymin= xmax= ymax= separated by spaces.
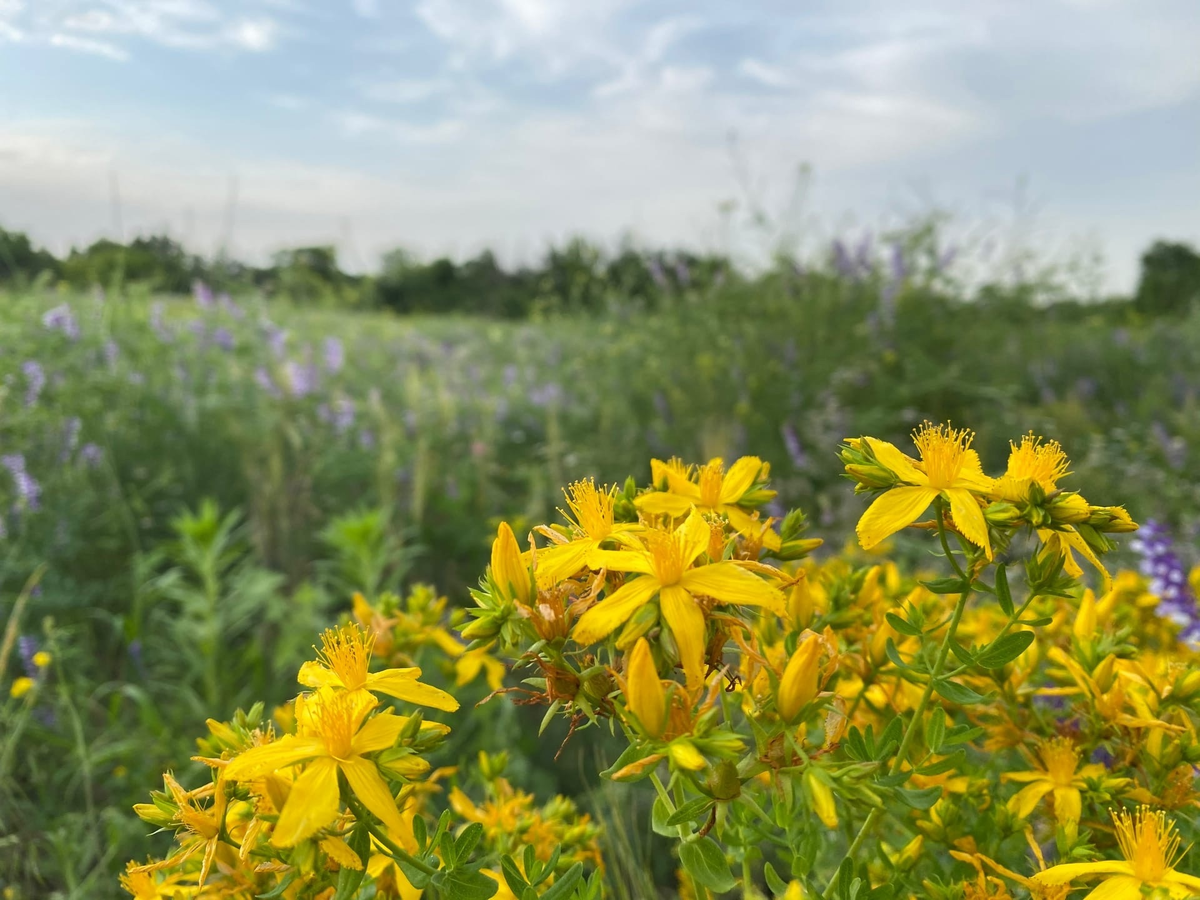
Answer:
xmin=933 ymin=678 xmax=986 ymax=706
xmin=885 ymin=612 xmax=922 ymax=637
xmin=539 ymin=863 xmax=585 ymax=900
xmin=924 ymin=707 xmax=946 ymax=754
xmin=995 ymin=565 xmax=1014 ymax=616
xmin=666 ymin=797 xmax=714 ymax=827
xmin=977 ymin=631 xmax=1035 ymax=669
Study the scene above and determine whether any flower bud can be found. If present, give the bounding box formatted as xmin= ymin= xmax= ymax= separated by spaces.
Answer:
xmin=778 ymin=637 xmax=821 ymax=722
xmin=1048 ymin=492 xmax=1089 ymax=524
xmin=668 ymin=739 xmax=706 ymax=771
xmin=983 ymin=501 xmax=1021 ymax=527
xmin=787 ymin=577 xmax=814 ymax=629
xmin=491 ymin=522 xmax=534 ymax=605
xmin=1087 ymin=505 xmax=1138 ymax=533
xmin=1091 ymin=653 xmax=1117 ymax=693
xmin=707 ymin=760 xmax=742 ymax=801
xmin=616 ymin=601 xmax=660 ymax=651
xmin=803 ymin=769 xmax=838 ymax=828
xmin=625 ymin=638 xmax=666 ymax=739
xmin=1073 ymin=590 xmax=1097 ymax=644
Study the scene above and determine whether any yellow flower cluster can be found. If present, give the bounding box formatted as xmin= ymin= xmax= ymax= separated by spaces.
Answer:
xmin=122 ymin=585 xmax=600 ymax=900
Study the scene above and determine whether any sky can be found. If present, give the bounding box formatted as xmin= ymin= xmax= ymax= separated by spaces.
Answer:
xmin=0 ymin=0 xmax=1197 ymax=292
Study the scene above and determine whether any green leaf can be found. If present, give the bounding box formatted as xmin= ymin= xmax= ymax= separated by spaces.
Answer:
xmin=884 ymin=638 xmax=910 ymax=672
xmin=256 ymin=874 xmax=296 ymax=899
xmin=933 ymin=679 xmax=986 ymax=706
xmin=454 ymin=822 xmax=484 ymax=863
xmin=942 ymin=724 xmax=985 ymax=746
xmin=895 ymin=786 xmax=942 ymax=809
xmin=679 ymin=837 xmax=737 ymax=894
xmin=885 ymin=612 xmax=922 ymax=637
xmin=916 ymin=749 xmax=965 ymax=776
xmin=763 ymin=862 xmax=787 ymax=895
xmin=995 ymin=565 xmax=1014 ymax=616
xmin=539 ymin=863 xmax=585 ymax=900
xmin=430 ymin=868 xmax=499 ymax=900
xmin=924 ymin=707 xmax=946 ymax=754
xmin=666 ymin=797 xmax=715 ymax=827
xmin=651 ymin=796 xmax=675 ymax=837
xmin=977 ymin=631 xmax=1035 ymax=669
xmin=500 ymin=855 xmax=529 ymax=895
xmin=332 ymin=863 xmax=367 ymax=900
xmin=921 ymin=576 xmax=967 ymax=594
xmin=948 ymin=638 xmax=975 ymax=666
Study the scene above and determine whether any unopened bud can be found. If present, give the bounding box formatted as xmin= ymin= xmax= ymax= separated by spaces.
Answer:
xmin=616 ymin=601 xmax=660 ymax=651
xmin=707 ymin=760 xmax=741 ymax=801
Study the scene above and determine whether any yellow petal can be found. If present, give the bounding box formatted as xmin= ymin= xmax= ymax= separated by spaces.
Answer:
xmin=1007 ymin=780 xmax=1053 ymax=818
xmin=223 ymin=736 xmax=327 ymax=781
xmin=1052 ymin=786 xmax=1082 ymax=824
xmin=586 ymin=548 xmax=656 ymax=575
xmin=856 ymin=486 xmax=939 ymax=550
xmin=572 ymin=575 xmax=661 ymax=645
xmin=718 ymin=456 xmax=764 ymax=504
xmin=1033 ymin=862 xmax=1135 ymax=886
xmin=863 ymin=437 xmax=925 ymax=484
xmin=1082 ymin=876 xmax=1146 ymax=900
xmin=625 ymin=638 xmax=666 ymax=738
xmin=1061 ymin=527 xmax=1113 ymax=593
xmin=681 ymin=562 xmax=785 ymax=613
xmin=660 ymin=584 xmax=707 ymax=692
xmin=322 ymin=836 xmax=364 ymax=870
xmin=635 ymin=492 xmax=697 ymax=517
xmin=667 ymin=739 xmax=706 ymax=771
xmin=340 ymin=756 xmax=407 ymax=836
xmin=352 ymin=711 xmax=408 ymax=754
xmin=677 ymin=509 xmax=711 ymax=567
xmin=364 ymin=669 xmax=459 ymax=711
xmin=297 ymin=661 xmax=344 ymax=690
xmin=651 ymin=457 xmax=701 ymax=496
xmin=944 ymin=487 xmax=993 ymax=559
xmin=535 ymin=541 xmax=595 ymax=585
xmin=1166 ymin=872 xmax=1200 ymax=891
xmin=272 ymin=757 xmax=341 ymax=847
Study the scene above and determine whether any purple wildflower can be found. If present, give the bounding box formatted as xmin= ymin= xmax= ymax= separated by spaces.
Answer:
xmin=60 ymin=417 xmax=81 ymax=462
xmin=284 ymin=360 xmax=318 ymax=398
xmin=324 ymin=337 xmax=344 ymax=374
xmin=192 ymin=280 xmax=215 ymax=309
xmin=358 ymin=429 xmax=376 ymax=450
xmin=503 ymin=364 xmax=518 ymax=389
xmin=80 ymin=443 xmax=103 ymax=467
xmin=22 ymin=360 xmax=45 ymax=407
xmin=2 ymin=454 xmax=41 ymax=511
xmin=264 ymin=323 xmax=288 ymax=358
xmin=104 ymin=340 xmax=120 ymax=368
xmin=648 ymin=257 xmax=668 ymax=290
xmin=42 ymin=304 xmax=79 ymax=340
xmin=1132 ymin=520 xmax=1200 ymax=643
xmin=219 ymin=293 xmax=244 ymax=319
xmin=780 ymin=422 xmax=808 ymax=469
xmin=212 ymin=327 xmax=235 ymax=352
xmin=254 ymin=367 xmax=281 ymax=399
xmin=18 ymin=635 xmax=39 ymax=677
xmin=150 ymin=302 xmax=173 ymax=343
xmin=529 ymin=382 xmax=563 ymax=408
xmin=832 ymin=240 xmax=856 ymax=280
xmin=674 ymin=259 xmax=691 ymax=288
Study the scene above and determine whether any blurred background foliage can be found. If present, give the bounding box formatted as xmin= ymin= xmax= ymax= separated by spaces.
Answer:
xmin=1 ymin=215 xmax=1199 ymax=897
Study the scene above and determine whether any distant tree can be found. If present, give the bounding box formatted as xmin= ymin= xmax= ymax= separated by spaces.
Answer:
xmin=1134 ymin=240 xmax=1200 ymax=315
xmin=0 ymin=226 xmax=61 ymax=286
xmin=61 ymin=234 xmax=198 ymax=292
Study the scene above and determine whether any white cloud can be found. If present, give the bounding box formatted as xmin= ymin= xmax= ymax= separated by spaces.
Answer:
xmin=351 ymin=0 xmax=377 ymax=17
xmin=226 ymin=16 xmax=276 ymax=50
xmin=738 ymin=59 xmax=791 ymax=89
xmin=0 ymin=21 xmax=23 ymax=40
xmin=361 ymin=79 xmax=450 ymax=104
xmin=49 ymin=32 xmax=129 ymax=60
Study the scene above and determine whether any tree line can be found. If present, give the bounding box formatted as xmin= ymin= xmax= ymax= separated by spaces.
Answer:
xmin=1 ymin=224 xmax=1198 ymax=317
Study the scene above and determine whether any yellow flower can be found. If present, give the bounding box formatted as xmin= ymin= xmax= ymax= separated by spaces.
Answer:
xmin=624 ymin=638 xmax=666 ymax=738
xmin=777 ymin=635 xmax=822 ymax=722
xmin=536 ymin=479 xmax=641 ymax=585
xmin=9 ymin=676 xmax=34 ymax=699
xmin=298 ymin=623 xmax=458 ymax=712
xmin=223 ymin=688 xmax=414 ymax=846
xmin=1032 ymin=807 xmax=1200 ymax=897
xmin=1002 ymin=737 xmax=1104 ymax=823
xmin=32 ymin=651 xmax=51 ymax=668
xmin=852 ymin=423 xmax=994 ymax=559
xmin=1038 ymin=528 xmax=1113 ymax=594
xmin=130 ymin=771 xmax=229 ymax=886
xmin=575 ymin=511 xmax=785 ymax=690
xmin=492 ymin=522 xmax=534 ymax=605
xmin=637 ymin=456 xmax=780 ymax=550
xmin=990 ymin=433 xmax=1071 ymax=503
xmin=454 ymin=646 xmax=507 ymax=692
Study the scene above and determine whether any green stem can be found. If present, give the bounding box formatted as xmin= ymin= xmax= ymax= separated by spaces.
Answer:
xmin=344 ymin=793 xmax=437 ymax=876
xmin=822 ymin=509 xmax=973 ymax=899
